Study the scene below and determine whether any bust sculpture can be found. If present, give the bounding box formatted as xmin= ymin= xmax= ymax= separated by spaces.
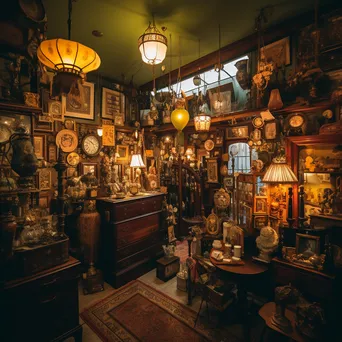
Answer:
xmin=256 ymin=226 xmax=279 ymax=263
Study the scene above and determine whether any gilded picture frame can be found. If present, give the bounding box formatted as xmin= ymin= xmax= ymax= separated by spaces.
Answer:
xmin=102 ymin=87 xmax=125 ymax=122
xmin=116 ymin=145 xmax=129 ymax=163
xmin=62 ymin=82 xmax=95 ymax=120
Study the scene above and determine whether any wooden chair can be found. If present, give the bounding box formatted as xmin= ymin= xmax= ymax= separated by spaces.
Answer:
xmin=194 ymin=258 xmax=235 ymax=327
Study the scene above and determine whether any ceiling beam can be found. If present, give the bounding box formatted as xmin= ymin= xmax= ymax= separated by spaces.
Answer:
xmin=140 ymin=4 xmax=338 ymax=91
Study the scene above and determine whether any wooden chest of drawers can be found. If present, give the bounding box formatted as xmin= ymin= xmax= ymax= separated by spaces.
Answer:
xmin=97 ymin=193 xmax=165 ymax=288
xmin=0 ymin=257 xmax=82 ymax=342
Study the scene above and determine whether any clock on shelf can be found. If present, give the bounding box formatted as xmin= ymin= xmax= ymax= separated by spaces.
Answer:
xmin=81 ymin=134 xmax=101 ymax=157
xmin=67 ymin=152 xmax=80 ymax=166
xmin=252 ymin=117 xmax=264 ymax=129
xmin=286 ymin=113 xmax=306 ymax=136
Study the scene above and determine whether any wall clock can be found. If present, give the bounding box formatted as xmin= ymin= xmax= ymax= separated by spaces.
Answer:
xmin=56 ymin=129 xmax=78 ymax=153
xmin=67 ymin=152 xmax=80 ymax=166
xmin=287 ymin=113 xmax=306 ymax=135
xmin=0 ymin=123 xmax=12 ymax=144
xmin=81 ymin=134 xmax=101 ymax=157
xmin=204 ymin=139 xmax=215 ymax=151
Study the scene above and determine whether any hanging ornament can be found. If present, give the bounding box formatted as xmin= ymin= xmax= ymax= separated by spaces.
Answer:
xmin=171 ymin=98 xmax=189 ymax=132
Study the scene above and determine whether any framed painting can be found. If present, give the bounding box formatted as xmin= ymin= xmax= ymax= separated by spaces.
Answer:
xmin=102 ymin=87 xmax=125 ymax=122
xmin=38 ymin=192 xmax=50 ymax=210
xmin=261 ymin=36 xmax=291 ymax=68
xmin=48 ymin=144 xmax=57 ymax=162
xmin=62 ymin=82 xmax=95 ymax=120
xmin=207 ymin=158 xmax=219 ymax=183
xmin=33 ymin=135 xmax=45 ymax=160
xmin=296 ymin=234 xmax=320 ymax=258
xmin=255 ymin=197 xmax=268 ymax=213
xmin=253 ymin=215 xmax=269 ymax=230
xmin=102 ymin=125 xmax=115 ymax=146
xmin=226 ymin=126 xmax=249 ymax=139
xmin=116 ymin=145 xmax=129 ymax=163
xmin=38 ymin=168 xmax=52 ymax=190
xmin=265 ymin=121 xmax=277 ymax=140
xmin=80 ymin=162 xmax=99 ymax=177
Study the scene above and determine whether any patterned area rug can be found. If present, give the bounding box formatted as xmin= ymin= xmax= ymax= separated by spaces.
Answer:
xmin=81 ymin=280 xmax=239 ymax=342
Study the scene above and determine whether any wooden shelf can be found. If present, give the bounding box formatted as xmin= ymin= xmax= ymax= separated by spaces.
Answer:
xmin=145 ymin=100 xmax=332 ymax=134
xmin=0 ymin=102 xmax=42 ymax=115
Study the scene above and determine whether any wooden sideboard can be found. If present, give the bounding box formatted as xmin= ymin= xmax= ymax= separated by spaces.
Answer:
xmin=97 ymin=193 xmax=165 ymax=288
xmin=0 ymin=257 xmax=82 ymax=342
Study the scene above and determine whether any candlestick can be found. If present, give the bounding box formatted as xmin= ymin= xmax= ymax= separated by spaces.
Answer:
xmin=287 ymin=187 xmax=293 ymax=219
xmin=299 ymin=186 xmax=305 ymax=218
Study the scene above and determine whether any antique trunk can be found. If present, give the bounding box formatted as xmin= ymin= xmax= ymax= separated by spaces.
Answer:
xmin=156 ymin=256 xmax=180 ymax=282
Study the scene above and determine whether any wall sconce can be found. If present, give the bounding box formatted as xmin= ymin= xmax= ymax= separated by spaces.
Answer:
xmin=97 ymin=127 xmax=103 ymax=137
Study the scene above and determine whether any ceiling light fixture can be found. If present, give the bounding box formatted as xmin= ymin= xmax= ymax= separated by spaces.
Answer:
xmin=37 ymin=0 xmax=101 ymax=97
xmin=138 ymin=15 xmax=167 ymax=65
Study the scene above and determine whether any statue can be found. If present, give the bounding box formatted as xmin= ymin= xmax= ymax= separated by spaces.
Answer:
xmin=271 ymin=285 xmax=301 ymax=333
xmin=255 ymin=226 xmax=279 ymax=263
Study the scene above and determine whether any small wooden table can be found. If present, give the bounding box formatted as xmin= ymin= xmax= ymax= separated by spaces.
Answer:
xmin=259 ymin=302 xmax=310 ymax=342
xmin=210 ymin=251 xmax=268 ymax=341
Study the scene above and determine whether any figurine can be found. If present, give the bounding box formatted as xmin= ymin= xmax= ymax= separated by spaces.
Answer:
xmin=271 ymin=285 xmax=301 ymax=333
xmin=255 ymin=226 xmax=279 ymax=263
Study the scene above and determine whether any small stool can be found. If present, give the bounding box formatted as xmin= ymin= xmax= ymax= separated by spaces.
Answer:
xmin=156 ymin=256 xmax=180 ymax=282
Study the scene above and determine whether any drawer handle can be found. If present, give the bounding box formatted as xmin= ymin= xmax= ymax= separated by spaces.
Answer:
xmin=42 ymin=278 xmax=58 ymax=287
xmin=40 ymin=295 xmax=57 ymax=304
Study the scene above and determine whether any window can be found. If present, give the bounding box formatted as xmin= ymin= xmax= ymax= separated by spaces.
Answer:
xmin=228 ymin=142 xmax=258 ymax=173
xmin=158 ymin=55 xmax=249 ymax=97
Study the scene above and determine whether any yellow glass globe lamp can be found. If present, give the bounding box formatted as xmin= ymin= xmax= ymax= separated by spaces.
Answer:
xmin=171 ymin=99 xmax=189 ymax=132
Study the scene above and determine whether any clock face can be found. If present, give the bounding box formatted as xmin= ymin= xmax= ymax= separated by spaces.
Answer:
xmin=0 ymin=123 xmax=12 ymax=143
xmin=82 ymin=135 xmax=100 ymax=156
xmin=289 ymin=114 xmax=304 ymax=128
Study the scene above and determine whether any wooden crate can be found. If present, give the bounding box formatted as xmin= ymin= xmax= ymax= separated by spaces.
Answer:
xmin=156 ymin=256 xmax=180 ymax=282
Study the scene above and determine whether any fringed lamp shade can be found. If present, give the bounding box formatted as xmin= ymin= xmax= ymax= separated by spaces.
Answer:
xmin=37 ymin=38 xmax=100 ymax=96
xmin=263 ymin=157 xmax=298 ymax=183
xmin=194 ymin=113 xmax=211 ymax=132
xmin=138 ymin=21 xmax=167 ymax=65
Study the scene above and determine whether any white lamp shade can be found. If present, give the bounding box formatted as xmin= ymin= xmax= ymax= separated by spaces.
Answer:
xmin=130 ymin=154 xmax=146 ymax=168
xmin=263 ymin=160 xmax=298 ymax=183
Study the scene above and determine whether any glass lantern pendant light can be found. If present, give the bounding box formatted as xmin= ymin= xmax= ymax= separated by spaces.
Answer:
xmin=37 ymin=0 xmax=101 ymax=97
xmin=138 ymin=16 xmax=168 ymax=65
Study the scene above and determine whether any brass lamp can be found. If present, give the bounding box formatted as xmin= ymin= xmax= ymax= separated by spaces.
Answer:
xmin=138 ymin=17 xmax=168 ymax=65
xmin=37 ymin=0 xmax=101 ymax=97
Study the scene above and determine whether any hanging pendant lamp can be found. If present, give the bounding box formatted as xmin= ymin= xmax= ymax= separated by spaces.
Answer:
xmin=138 ymin=16 xmax=167 ymax=65
xmin=171 ymin=98 xmax=189 ymax=132
xmin=37 ymin=0 xmax=100 ymax=97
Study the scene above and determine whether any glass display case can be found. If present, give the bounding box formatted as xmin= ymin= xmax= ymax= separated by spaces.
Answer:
xmin=237 ymin=173 xmax=268 ymax=233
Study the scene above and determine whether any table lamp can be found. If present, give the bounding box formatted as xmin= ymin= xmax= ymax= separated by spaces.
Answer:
xmin=263 ymin=156 xmax=298 ymax=229
xmin=130 ymin=153 xmax=145 ymax=194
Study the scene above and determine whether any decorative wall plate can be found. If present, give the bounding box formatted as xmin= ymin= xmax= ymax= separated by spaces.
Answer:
xmin=252 ymin=117 xmax=264 ymax=128
xmin=82 ymin=134 xmax=101 ymax=157
xmin=214 ymin=188 xmax=231 ymax=210
xmin=56 ymin=129 xmax=78 ymax=153
xmin=204 ymin=139 xmax=215 ymax=151
xmin=67 ymin=152 xmax=80 ymax=166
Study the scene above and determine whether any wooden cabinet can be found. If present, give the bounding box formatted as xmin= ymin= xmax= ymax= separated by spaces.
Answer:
xmin=237 ymin=173 xmax=267 ymax=233
xmin=0 ymin=257 xmax=82 ymax=342
xmin=97 ymin=193 xmax=165 ymax=288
